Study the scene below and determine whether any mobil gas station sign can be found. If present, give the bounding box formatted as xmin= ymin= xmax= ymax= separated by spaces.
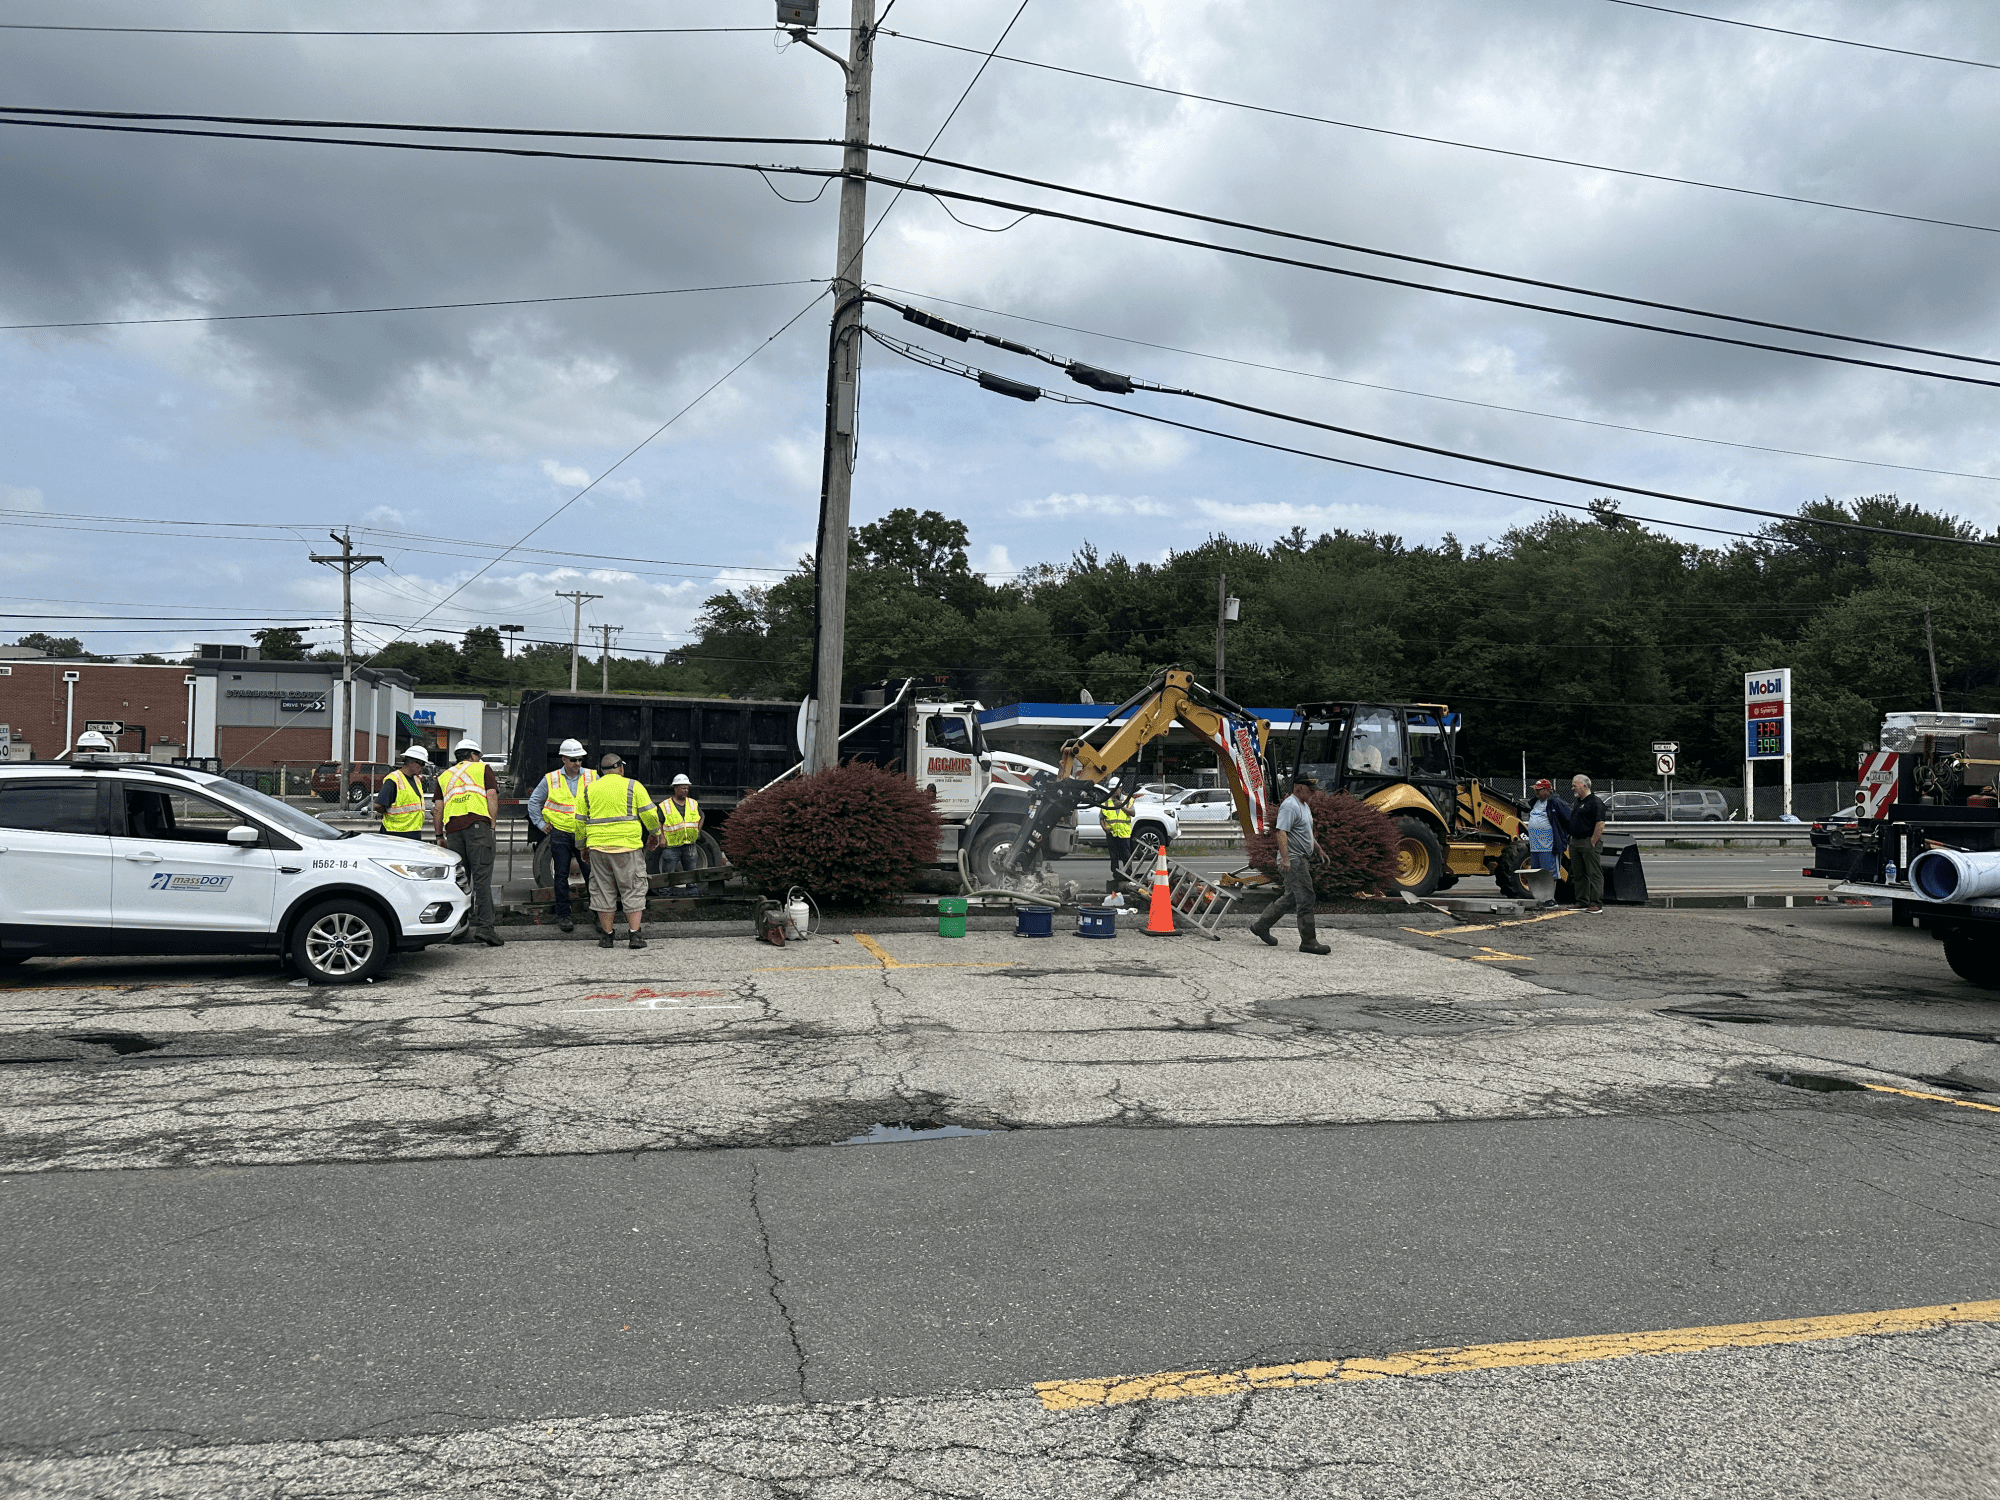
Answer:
xmin=1745 ymin=669 xmax=1790 ymax=761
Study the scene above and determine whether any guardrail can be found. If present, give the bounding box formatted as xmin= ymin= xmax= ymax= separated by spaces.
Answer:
xmin=1606 ymin=821 xmax=1817 ymax=843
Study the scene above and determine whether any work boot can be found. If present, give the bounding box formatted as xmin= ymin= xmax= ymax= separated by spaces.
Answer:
xmin=475 ymin=930 xmax=504 ymax=948
xmin=598 ymin=932 xmax=615 ymax=949
xmin=1250 ymin=918 xmax=1279 ymax=948
xmin=1297 ymin=914 xmax=1331 ymax=956
xmin=628 ymin=933 xmax=648 ymax=950
xmin=557 ymin=914 xmax=573 ymax=933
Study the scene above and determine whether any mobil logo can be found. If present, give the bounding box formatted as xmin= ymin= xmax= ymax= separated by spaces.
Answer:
xmin=1745 ymin=672 xmax=1787 ymax=700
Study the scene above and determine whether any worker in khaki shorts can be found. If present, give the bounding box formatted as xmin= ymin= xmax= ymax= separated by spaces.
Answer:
xmin=576 ymin=753 xmax=662 ymax=950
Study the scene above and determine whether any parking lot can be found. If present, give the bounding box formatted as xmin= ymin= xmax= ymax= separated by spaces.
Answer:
xmin=2 ymin=899 xmax=1997 ymax=1496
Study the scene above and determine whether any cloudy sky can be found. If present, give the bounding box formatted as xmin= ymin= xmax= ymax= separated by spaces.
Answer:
xmin=3 ymin=0 xmax=1998 ymax=663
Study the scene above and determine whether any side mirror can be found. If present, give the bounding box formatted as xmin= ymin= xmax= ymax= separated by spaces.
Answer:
xmin=226 ymin=825 xmax=260 ymax=847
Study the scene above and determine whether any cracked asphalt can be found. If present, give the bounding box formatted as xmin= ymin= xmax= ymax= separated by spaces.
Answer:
xmin=2 ymin=903 xmax=1996 ymax=1496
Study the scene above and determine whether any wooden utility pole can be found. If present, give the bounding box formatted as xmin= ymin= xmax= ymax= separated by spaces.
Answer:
xmin=309 ymin=531 xmax=382 ymax=805
xmin=597 ymin=623 xmax=622 ymax=695
xmin=798 ymin=0 xmax=877 ymax=774
xmin=556 ymin=590 xmax=601 ymax=692
xmin=1924 ymin=602 xmax=1945 ymax=711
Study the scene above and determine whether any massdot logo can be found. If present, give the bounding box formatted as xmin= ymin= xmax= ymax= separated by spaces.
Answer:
xmin=149 ymin=872 xmax=233 ymax=892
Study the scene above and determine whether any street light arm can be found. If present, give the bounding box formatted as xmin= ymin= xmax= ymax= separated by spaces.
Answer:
xmin=786 ymin=26 xmax=851 ymax=75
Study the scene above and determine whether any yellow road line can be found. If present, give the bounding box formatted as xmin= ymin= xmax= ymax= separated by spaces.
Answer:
xmin=1033 ymin=1298 xmax=2000 ymax=1412
xmin=1862 ymin=1082 xmax=2000 ymax=1115
xmin=852 ymin=933 xmax=900 ymax=968
xmin=1404 ymin=907 xmax=1583 ymax=940
xmin=1466 ymin=947 xmax=1533 ymax=961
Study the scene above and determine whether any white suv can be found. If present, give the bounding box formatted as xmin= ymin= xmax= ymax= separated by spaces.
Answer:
xmin=0 ymin=761 xmax=464 ymax=984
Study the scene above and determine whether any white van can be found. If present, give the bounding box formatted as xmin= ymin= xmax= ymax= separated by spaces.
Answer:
xmin=0 ymin=761 xmax=464 ymax=984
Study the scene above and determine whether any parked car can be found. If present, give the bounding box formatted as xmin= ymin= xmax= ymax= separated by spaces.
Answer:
xmin=1164 ymin=787 xmax=1239 ymax=826
xmin=1135 ymin=782 xmax=1186 ymax=799
xmin=1667 ymin=788 xmax=1730 ymax=822
xmin=1604 ymin=791 xmax=1665 ymax=821
xmin=1074 ymin=795 xmax=1178 ymax=855
xmin=0 ymin=760 xmax=463 ymax=982
xmin=312 ymin=761 xmax=397 ymax=806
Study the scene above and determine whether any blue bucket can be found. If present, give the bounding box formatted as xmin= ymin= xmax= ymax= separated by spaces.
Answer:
xmin=1077 ymin=907 xmax=1117 ymax=939
xmin=1015 ymin=905 xmax=1054 ymax=938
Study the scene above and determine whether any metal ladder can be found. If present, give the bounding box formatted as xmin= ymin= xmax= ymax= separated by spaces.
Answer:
xmin=1118 ymin=850 xmax=1239 ymax=940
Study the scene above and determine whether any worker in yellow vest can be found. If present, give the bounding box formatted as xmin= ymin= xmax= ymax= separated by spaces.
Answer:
xmin=527 ymin=737 xmax=595 ymax=932
xmin=654 ymin=772 xmax=704 ymax=896
xmin=434 ymin=736 xmax=503 ymax=947
xmin=375 ymin=745 xmax=431 ymax=841
xmin=576 ymin=752 xmax=662 ymax=950
xmin=1100 ymin=781 xmax=1136 ymax=874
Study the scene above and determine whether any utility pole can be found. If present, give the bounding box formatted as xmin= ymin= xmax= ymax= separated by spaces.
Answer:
xmin=596 ymin=623 xmax=622 ymax=695
xmin=499 ymin=624 xmax=524 ymax=753
xmin=309 ymin=531 xmax=383 ymax=806
xmin=792 ymin=0 xmax=877 ymax=774
xmin=556 ymin=590 xmax=601 ymax=692
xmin=1214 ymin=575 xmax=1239 ymax=700
xmin=1924 ymin=602 xmax=1945 ymax=712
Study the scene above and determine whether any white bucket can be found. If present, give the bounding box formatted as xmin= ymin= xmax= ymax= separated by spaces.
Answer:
xmin=1909 ymin=848 xmax=2000 ymax=903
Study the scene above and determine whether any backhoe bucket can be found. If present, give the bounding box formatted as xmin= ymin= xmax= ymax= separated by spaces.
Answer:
xmin=1604 ymin=840 xmax=1648 ymax=905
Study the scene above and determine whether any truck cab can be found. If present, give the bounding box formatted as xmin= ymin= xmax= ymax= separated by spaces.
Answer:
xmin=910 ymin=702 xmax=987 ymax=821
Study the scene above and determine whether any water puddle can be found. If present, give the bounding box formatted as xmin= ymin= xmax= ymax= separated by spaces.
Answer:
xmin=838 ymin=1121 xmax=996 ymax=1146
xmin=1760 ymin=1070 xmax=1867 ymax=1093
xmin=67 ymin=1032 xmax=168 ymax=1055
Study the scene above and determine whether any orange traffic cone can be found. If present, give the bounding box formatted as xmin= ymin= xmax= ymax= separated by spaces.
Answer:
xmin=1143 ymin=845 xmax=1180 ymax=936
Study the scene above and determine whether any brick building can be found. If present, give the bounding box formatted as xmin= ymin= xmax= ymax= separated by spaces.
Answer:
xmin=0 ymin=659 xmax=196 ymax=763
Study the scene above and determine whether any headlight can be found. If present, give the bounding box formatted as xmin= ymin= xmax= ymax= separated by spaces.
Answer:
xmin=373 ymin=858 xmax=454 ymax=881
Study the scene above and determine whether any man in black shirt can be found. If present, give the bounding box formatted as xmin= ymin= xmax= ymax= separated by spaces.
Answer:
xmin=1568 ymin=774 xmax=1607 ymax=912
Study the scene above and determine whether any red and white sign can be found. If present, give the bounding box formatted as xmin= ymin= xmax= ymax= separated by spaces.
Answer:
xmin=925 ymin=755 xmax=973 ymax=777
xmin=1856 ymin=750 xmax=1898 ymax=819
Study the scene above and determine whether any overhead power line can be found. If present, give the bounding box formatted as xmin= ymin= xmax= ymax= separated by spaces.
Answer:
xmin=882 ymin=29 xmax=2000 ymax=238
xmin=6 ymin=110 xmax=1996 ymax=390
xmin=0 ymin=278 xmax=821 ymax=332
xmin=0 ymin=22 xmax=792 ymax=37
xmin=873 ymin=282 xmax=2000 ymax=487
xmin=10 ymin=105 xmax=1995 ymax=372
xmin=864 ymin=321 xmax=2000 ymax=552
xmin=1597 ymin=2 xmax=2000 ymax=72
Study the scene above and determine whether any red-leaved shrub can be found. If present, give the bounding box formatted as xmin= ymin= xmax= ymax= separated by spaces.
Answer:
xmin=1245 ymin=790 xmax=1401 ymax=899
xmin=723 ymin=762 xmax=942 ymax=906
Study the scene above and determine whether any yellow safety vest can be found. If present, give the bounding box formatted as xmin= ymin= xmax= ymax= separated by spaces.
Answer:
xmin=577 ymin=774 xmax=659 ymax=852
xmin=438 ymin=760 xmax=492 ymax=823
xmin=540 ymin=767 xmax=596 ymax=835
xmin=1101 ymin=802 xmax=1133 ymax=838
xmin=659 ymin=795 xmax=701 ymax=847
xmin=381 ymin=769 xmax=426 ymax=833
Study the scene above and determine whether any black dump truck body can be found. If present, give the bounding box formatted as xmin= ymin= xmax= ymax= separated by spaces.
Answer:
xmin=508 ymin=689 xmax=899 ymax=834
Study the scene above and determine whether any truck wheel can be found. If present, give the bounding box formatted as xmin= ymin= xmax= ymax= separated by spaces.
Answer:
xmin=1394 ymin=819 xmax=1446 ymax=897
xmin=1944 ymin=938 xmax=2000 ymax=990
xmin=290 ymin=899 xmax=391 ymax=986
xmin=533 ymin=839 xmax=555 ymax=892
xmin=1492 ymin=843 xmax=1529 ymax=900
xmin=969 ymin=819 xmax=1032 ymax=886
xmin=1133 ymin=823 xmax=1168 ymax=858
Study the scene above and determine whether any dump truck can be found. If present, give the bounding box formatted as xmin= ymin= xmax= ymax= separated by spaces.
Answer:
xmin=508 ymin=680 xmax=1072 ymax=892
xmin=1809 ymin=710 xmax=2000 ymax=988
xmin=1270 ymin=700 xmax=1648 ymax=902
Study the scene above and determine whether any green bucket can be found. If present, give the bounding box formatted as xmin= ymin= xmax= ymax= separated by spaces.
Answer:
xmin=938 ymin=896 xmax=967 ymax=938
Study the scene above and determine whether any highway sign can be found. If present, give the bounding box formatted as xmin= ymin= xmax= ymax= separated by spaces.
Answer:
xmin=1651 ymin=740 xmax=1678 ymax=753
xmin=1656 ymin=753 xmax=1676 ymax=776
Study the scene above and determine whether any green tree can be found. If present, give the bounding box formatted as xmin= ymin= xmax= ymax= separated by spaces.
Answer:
xmin=252 ymin=626 xmax=308 ymax=660
xmin=14 ymin=632 xmax=83 ymax=657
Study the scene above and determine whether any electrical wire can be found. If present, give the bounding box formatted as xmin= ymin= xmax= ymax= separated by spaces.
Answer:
xmin=12 ymin=106 xmax=1996 ymax=371
xmin=0 ymin=22 xmax=795 ymax=37
xmin=0 ymin=278 xmax=822 ymax=332
xmin=882 ymin=29 xmax=2000 ymax=238
xmin=874 ymin=283 xmax=2000 ymax=487
xmin=7 ymin=111 xmax=1994 ymax=389
xmin=865 ymin=323 xmax=2000 ymax=551
xmin=1596 ymin=1 xmax=2000 ymax=72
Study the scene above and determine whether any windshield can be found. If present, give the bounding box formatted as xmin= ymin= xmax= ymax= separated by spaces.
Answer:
xmin=197 ymin=776 xmax=350 ymax=841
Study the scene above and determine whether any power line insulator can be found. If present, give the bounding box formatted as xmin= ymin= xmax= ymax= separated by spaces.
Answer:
xmin=977 ymin=370 xmax=1041 ymax=402
xmin=1067 ymin=361 xmax=1133 ymax=394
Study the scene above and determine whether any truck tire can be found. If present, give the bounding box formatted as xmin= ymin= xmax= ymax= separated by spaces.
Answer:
xmin=289 ymin=898 xmax=391 ymax=986
xmin=1394 ymin=818 xmax=1446 ymax=898
xmin=1132 ymin=822 xmax=1169 ymax=858
xmin=1492 ymin=842 xmax=1529 ymax=899
xmin=1943 ymin=938 xmax=2000 ymax=991
xmin=969 ymin=819 xmax=1032 ymax=886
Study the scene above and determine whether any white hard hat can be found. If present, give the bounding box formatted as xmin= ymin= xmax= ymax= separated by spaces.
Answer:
xmin=454 ymin=736 xmax=482 ymax=756
xmin=672 ymin=773 xmax=692 ymax=788
xmin=558 ymin=738 xmax=587 ymax=759
xmin=400 ymin=744 xmax=431 ymax=765
xmin=74 ymin=730 xmax=113 ymax=754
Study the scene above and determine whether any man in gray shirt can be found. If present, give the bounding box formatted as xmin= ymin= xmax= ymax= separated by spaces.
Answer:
xmin=1251 ymin=777 xmax=1331 ymax=954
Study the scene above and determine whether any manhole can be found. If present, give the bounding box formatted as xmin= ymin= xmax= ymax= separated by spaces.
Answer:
xmin=66 ymin=1032 xmax=168 ymax=1055
xmin=837 ymin=1122 xmax=996 ymax=1146
xmin=1760 ymin=1071 xmax=1867 ymax=1093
